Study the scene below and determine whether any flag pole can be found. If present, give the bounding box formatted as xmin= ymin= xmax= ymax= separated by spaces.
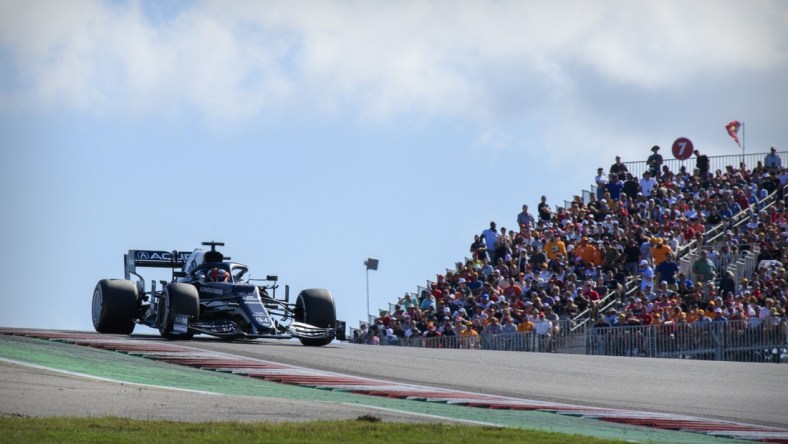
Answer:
xmin=741 ymin=121 xmax=746 ymax=165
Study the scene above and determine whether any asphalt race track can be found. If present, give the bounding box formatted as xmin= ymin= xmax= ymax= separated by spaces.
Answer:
xmin=2 ymin=329 xmax=787 ymax=442
xmin=180 ymin=335 xmax=788 ymax=428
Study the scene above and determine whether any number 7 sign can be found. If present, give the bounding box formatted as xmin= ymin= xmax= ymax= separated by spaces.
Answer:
xmin=672 ymin=137 xmax=694 ymax=160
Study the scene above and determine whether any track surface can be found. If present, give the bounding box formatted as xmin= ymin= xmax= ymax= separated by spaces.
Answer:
xmin=2 ymin=329 xmax=788 ymax=442
xmin=184 ymin=334 xmax=788 ymax=428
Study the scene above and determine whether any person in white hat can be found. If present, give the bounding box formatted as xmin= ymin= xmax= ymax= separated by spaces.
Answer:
xmin=639 ymin=259 xmax=654 ymax=291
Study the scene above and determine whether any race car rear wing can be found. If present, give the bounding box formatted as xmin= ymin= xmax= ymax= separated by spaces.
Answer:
xmin=124 ymin=250 xmax=192 ymax=280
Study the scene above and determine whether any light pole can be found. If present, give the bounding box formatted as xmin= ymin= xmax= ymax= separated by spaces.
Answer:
xmin=364 ymin=258 xmax=379 ymax=322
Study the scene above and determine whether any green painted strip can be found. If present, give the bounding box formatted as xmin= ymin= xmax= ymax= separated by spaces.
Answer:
xmin=0 ymin=334 xmax=749 ymax=443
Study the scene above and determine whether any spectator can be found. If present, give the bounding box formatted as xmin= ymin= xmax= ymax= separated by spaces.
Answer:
xmin=544 ymin=231 xmax=567 ymax=261
xmin=647 ymin=145 xmax=663 ymax=176
xmin=606 ymin=173 xmax=624 ymax=201
xmin=711 ymin=307 xmax=728 ymax=322
xmin=595 ymin=167 xmax=608 ymax=200
xmin=501 ymin=316 xmax=518 ymax=334
xmin=517 ymin=315 xmax=535 ymax=332
xmin=483 ymin=316 xmax=503 ymax=335
xmin=493 ymin=226 xmax=512 ymax=263
xmin=440 ymin=321 xmax=457 ymax=337
xmin=777 ymin=167 xmax=788 ymax=187
xmin=764 ymin=146 xmax=782 ymax=172
xmin=651 ymin=238 xmax=673 ymax=267
xmin=384 ymin=327 xmax=399 ymax=345
xmin=719 ymin=270 xmax=736 ymax=296
xmin=458 ymin=321 xmax=479 ymax=348
xmin=622 ymin=173 xmax=640 ymax=201
xmin=575 ymin=237 xmax=602 ymax=266
xmin=534 ymin=312 xmax=554 ymax=352
xmin=640 ymin=237 xmax=654 ymax=265
xmin=365 ymin=327 xmax=381 ymax=345
xmin=537 ymin=195 xmax=552 ymax=222
xmin=639 ymin=170 xmax=658 ymax=197
xmin=517 ymin=204 xmax=535 ymax=230
xmin=482 ymin=221 xmax=498 ymax=262
xmin=691 ymin=250 xmax=717 ymax=284
xmin=639 ymin=260 xmax=655 ymax=291
xmin=469 ymin=234 xmax=487 ymax=260
xmin=600 ymin=239 xmax=622 ymax=273
xmin=420 ymin=292 xmax=437 ymax=311
xmin=694 ymin=149 xmax=710 ymax=178
xmin=398 ymin=292 xmax=418 ymax=310
xmin=610 ymin=155 xmax=628 ymax=175
xmin=423 ymin=322 xmax=442 ymax=339
xmin=622 ymin=238 xmax=641 ymax=276
xmin=655 ymin=252 xmax=679 ymax=288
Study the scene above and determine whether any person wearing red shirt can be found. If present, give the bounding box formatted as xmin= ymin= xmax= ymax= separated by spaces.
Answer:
xmin=680 ymin=219 xmax=695 ymax=242
xmin=582 ymin=281 xmax=600 ymax=304
xmin=503 ymin=278 xmax=523 ymax=299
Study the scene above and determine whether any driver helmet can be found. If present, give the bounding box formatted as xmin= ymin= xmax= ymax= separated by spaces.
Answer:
xmin=208 ymin=267 xmax=229 ymax=282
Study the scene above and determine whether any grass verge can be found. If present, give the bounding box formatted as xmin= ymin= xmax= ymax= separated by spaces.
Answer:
xmin=0 ymin=416 xmax=628 ymax=444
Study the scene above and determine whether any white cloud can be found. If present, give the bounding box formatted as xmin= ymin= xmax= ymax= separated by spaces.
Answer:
xmin=0 ymin=0 xmax=786 ymax=124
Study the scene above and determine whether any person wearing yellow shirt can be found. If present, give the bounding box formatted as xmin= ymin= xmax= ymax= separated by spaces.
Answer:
xmin=458 ymin=322 xmax=479 ymax=349
xmin=704 ymin=300 xmax=719 ymax=319
xmin=543 ymin=232 xmax=567 ymax=261
xmin=517 ymin=318 xmax=534 ymax=332
xmin=670 ymin=306 xmax=686 ymax=323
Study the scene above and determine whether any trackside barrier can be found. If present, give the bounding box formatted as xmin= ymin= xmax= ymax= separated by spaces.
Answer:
xmin=391 ymin=319 xmax=582 ymax=353
xmin=587 ymin=318 xmax=788 ymax=362
xmin=355 ymin=319 xmax=788 ymax=363
xmin=401 ymin=332 xmax=556 ymax=352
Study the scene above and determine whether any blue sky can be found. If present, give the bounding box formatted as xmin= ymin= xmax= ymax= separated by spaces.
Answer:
xmin=1 ymin=1 xmax=787 ymax=334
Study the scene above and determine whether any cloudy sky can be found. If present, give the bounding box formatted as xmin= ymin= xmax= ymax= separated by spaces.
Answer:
xmin=1 ymin=1 xmax=786 ymax=335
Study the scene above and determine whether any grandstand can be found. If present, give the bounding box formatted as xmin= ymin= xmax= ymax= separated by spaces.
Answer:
xmin=351 ymin=148 xmax=788 ymax=363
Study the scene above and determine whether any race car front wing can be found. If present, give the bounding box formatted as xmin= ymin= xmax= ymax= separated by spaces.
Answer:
xmin=186 ymin=318 xmax=335 ymax=341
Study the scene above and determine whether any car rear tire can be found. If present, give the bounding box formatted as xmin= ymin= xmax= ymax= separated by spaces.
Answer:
xmin=92 ymin=279 xmax=139 ymax=335
xmin=158 ymin=283 xmax=199 ymax=340
xmin=295 ymin=288 xmax=336 ymax=346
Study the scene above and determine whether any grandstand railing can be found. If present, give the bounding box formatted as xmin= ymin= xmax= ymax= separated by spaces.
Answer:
xmin=380 ymin=319 xmax=580 ymax=352
xmin=567 ymin=150 xmax=785 ymax=209
xmin=357 ymin=318 xmax=787 ymax=363
xmin=587 ymin=318 xmax=787 ymax=363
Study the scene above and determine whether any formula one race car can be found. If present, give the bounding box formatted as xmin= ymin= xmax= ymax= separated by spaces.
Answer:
xmin=91 ymin=241 xmax=337 ymax=346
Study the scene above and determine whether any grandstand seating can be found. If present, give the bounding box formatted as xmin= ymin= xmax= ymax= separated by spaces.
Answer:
xmin=353 ymin=149 xmax=788 ymax=361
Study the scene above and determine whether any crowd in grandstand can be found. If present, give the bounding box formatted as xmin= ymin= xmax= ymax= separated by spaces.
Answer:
xmin=354 ymin=147 xmax=788 ymax=351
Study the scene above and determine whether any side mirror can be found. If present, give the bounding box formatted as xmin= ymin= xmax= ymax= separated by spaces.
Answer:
xmin=266 ymin=275 xmax=278 ymax=281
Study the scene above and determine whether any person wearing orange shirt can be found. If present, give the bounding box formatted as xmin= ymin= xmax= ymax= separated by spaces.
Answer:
xmin=651 ymin=238 xmax=674 ymax=266
xmin=575 ymin=237 xmax=602 ymax=266
xmin=685 ymin=305 xmax=704 ymax=323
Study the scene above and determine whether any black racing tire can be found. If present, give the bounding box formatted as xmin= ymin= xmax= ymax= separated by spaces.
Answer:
xmin=92 ymin=279 xmax=139 ymax=335
xmin=294 ymin=288 xmax=336 ymax=346
xmin=158 ymin=283 xmax=199 ymax=340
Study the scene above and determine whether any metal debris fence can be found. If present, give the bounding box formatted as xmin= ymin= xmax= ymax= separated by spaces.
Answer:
xmin=587 ymin=318 xmax=788 ymax=362
xmin=375 ymin=318 xmax=788 ymax=363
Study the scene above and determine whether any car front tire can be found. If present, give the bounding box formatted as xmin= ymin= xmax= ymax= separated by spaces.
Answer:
xmin=92 ymin=279 xmax=139 ymax=335
xmin=158 ymin=283 xmax=199 ymax=340
xmin=295 ymin=288 xmax=336 ymax=346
